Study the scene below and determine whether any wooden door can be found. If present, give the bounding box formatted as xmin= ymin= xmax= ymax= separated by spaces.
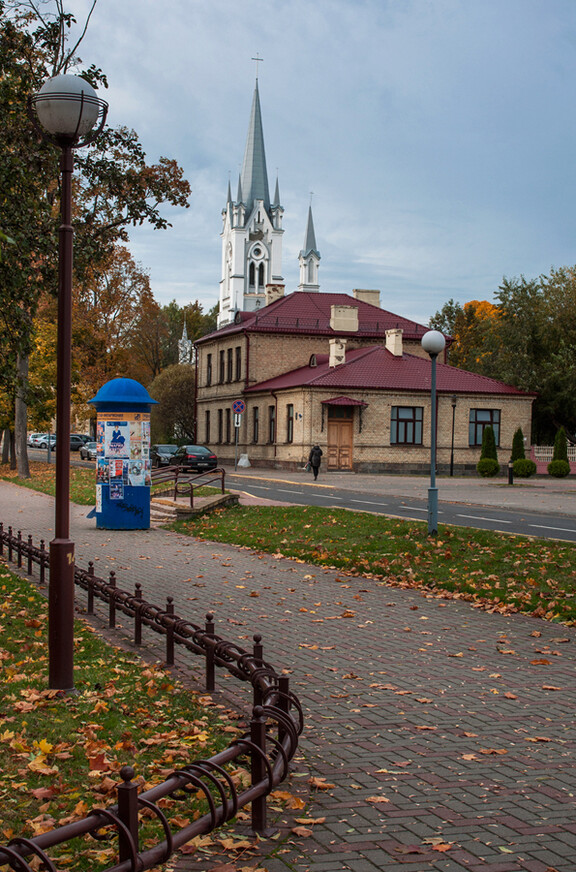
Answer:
xmin=327 ymin=420 xmax=353 ymax=470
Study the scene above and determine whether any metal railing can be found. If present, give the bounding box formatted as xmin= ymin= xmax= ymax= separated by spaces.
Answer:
xmin=150 ymin=466 xmax=226 ymax=507
xmin=0 ymin=521 xmax=303 ymax=872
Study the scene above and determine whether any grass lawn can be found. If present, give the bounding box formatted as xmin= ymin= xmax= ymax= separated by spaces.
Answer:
xmin=171 ymin=505 xmax=576 ymax=626
xmin=0 ymin=565 xmax=243 ymax=871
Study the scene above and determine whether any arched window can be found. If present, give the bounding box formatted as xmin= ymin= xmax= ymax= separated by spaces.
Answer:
xmin=249 ymin=262 xmax=255 ymax=288
xmin=258 ymin=262 xmax=265 ymax=288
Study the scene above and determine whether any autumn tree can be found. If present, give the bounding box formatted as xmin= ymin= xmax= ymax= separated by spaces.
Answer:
xmin=149 ymin=364 xmax=196 ymax=443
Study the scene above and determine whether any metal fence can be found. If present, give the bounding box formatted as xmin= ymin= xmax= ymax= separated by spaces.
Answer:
xmin=0 ymin=522 xmax=303 ymax=872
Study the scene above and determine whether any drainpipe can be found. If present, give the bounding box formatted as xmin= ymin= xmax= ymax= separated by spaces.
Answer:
xmin=193 ymin=344 xmax=198 ymax=442
xmin=271 ymin=391 xmax=278 ymax=458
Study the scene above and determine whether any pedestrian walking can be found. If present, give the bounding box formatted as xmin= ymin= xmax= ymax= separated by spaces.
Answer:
xmin=308 ymin=444 xmax=323 ymax=481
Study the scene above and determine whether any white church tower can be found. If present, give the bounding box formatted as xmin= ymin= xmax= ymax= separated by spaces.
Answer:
xmin=218 ymin=79 xmax=284 ymax=327
xmin=298 ymin=204 xmax=321 ymax=292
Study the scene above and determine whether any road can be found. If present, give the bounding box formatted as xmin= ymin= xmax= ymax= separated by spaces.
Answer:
xmin=226 ymin=472 xmax=576 ymax=542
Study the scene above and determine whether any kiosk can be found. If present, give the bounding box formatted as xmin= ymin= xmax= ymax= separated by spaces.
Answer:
xmin=89 ymin=378 xmax=157 ymax=530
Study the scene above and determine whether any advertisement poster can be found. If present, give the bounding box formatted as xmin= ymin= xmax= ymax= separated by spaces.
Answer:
xmin=95 ymin=412 xmax=151 ymax=490
xmin=96 ymin=484 xmax=102 ymax=512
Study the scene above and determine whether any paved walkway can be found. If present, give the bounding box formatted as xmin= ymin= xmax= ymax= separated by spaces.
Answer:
xmin=1 ymin=476 xmax=576 ymax=872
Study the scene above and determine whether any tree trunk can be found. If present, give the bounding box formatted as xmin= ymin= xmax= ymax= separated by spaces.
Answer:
xmin=15 ymin=352 xmax=30 ymax=479
xmin=1 ymin=429 xmax=10 ymax=464
xmin=9 ymin=430 xmax=16 ymax=470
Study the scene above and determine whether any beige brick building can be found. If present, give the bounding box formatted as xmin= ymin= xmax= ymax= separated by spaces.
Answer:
xmin=195 ymin=288 xmax=534 ymax=474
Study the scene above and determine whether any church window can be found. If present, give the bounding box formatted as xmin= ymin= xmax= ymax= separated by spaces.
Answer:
xmin=249 ymin=262 xmax=255 ymax=288
xmin=258 ymin=262 xmax=265 ymax=287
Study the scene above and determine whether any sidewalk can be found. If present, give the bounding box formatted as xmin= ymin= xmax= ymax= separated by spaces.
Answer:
xmin=1 ymin=478 xmax=576 ymax=872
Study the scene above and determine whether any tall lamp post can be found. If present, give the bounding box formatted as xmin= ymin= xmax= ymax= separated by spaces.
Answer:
xmin=450 ymin=394 xmax=457 ymax=477
xmin=29 ymin=75 xmax=108 ymax=690
xmin=421 ymin=330 xmax=446 ymax=536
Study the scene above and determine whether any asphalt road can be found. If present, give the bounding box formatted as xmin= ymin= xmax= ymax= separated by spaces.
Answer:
xmin=226 ymin=473 xmax=576 ymax=542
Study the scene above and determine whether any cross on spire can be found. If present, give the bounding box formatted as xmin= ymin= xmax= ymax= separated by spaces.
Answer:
xmin=252 ymin=53 xmax=264 ymax=79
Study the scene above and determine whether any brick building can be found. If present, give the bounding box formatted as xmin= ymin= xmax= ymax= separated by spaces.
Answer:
xmin=194 ymin=78 xmax=534 ymax=473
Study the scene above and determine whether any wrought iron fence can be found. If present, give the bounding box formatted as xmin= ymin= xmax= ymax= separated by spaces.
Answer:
xmin=0 ymin=521 xmax=303 ymax=872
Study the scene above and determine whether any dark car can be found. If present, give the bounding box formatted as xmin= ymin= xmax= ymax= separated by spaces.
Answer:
xmin=150 ymin=444 xmax=179 ymax=468
xmin=70 ymin=435 xmax=88 ymax=451
xmin=171 ymin=445 xmax=218 ymax=472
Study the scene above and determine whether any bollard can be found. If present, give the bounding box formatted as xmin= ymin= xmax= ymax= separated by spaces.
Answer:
xmin=508 ymin=460 xmax=514 ymax=486
xmin=134 ymin=583 xmax=143 ymax=646
xmin=116 ymin=765 xmax=139 ymax=862
xmin=108 ymin=571 xmax=117 ymax=628
xmin=165 ymin=597 xmax=175 ymax=666
xmin=205 ymin=612 xmax=215 ymax=692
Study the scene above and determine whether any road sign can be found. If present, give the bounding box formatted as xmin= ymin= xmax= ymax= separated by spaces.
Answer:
xmin=234 ymin=414 xmax=242 ymax=428
xmin=232 ymin=399 xmax=246 ymax=414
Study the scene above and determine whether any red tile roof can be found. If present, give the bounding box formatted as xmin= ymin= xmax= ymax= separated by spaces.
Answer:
xmin=197 ymin=291 xmax=430 ymax=342
xmin=245 ymin=345 xmax=534 ymax=397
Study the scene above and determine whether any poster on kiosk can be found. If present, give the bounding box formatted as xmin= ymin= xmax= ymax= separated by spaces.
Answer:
xmin=89 ymin=378 xmax=158 ymax=529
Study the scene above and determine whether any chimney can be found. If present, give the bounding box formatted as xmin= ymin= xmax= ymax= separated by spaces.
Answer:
xmin=385 ymin=328 xmax=403 ymax=356
xmin=265 ymin=283 xmax=285 ymax=306
xmin=353 ymin=289 xmax=381 ymax=308
xmin=329 ymin=337 xmax=347 ymax=367
xmin=330 ymin=305 xmax=359 ymax=332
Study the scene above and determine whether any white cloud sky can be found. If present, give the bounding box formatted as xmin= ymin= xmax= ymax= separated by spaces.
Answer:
xmin=70 ymin=0 xmax=576 ymax=324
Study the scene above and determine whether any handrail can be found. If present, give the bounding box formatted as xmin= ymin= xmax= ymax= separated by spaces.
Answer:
xmin=0 ymin=521 xmax=303 ymax=872
xmin=150 ymin=466 xmax=226 ymax=507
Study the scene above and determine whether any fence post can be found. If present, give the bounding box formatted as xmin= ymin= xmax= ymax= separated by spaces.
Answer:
xmin=27 ymin=535 xmax=33 ymax=575
xmin=250 ymin=705 xmax=268 ymax=834
xmin=253 ymin=634 xmax=263 ymax=708
xmin=165 ymin=596 xmax=175 ymax=666
xmin=116 ymin=765 xmax=140 ymax=863
xmin=87 ymin=562 xmax=95 ymax=615
xmin=16 ymin=530 xmax=22 ymax=568
xmin=8 ymin=527 xmax=13 ymax=562
xmin=108 ymin=571 xmax=117 ymax=628
xmin=134 ymin=583 xmax=143 ymax=646
xmin=278 ymin=675 xmax=290 ymax=746
xmin=39 ymin=540 xmax=46 ymax=585
xmin=205 ymin=612 xmax=215 ymax=692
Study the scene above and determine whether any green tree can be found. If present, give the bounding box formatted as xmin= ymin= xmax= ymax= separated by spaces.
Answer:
xmin=510 ymin=428 xmax=525 ymax=462
xmin=149 ymin=364 xmax=196 ymax=444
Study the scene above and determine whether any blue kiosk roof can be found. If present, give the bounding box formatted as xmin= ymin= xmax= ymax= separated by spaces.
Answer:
xmin=89 ymin=378 xmax=158 ymax=410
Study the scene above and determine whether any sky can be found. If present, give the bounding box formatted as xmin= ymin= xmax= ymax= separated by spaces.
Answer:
xmin=66 ymin=0 xmax=576 ymax=325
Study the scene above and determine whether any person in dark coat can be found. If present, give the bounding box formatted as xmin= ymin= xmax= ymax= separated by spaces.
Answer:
xmin=308 ymin=444 xmax=323 ymax=480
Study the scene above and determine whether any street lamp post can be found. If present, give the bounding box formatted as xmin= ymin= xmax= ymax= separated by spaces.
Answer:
xmin=29 ymin=74 xmax=108 ymax=690
xmin=421 ymin=330 xmax=446 ymax=536
xmin=450 ymin=394 xmax=457 ymax=477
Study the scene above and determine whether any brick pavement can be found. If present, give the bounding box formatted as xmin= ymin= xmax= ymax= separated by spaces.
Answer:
xmin=1 ymin=478 xmax=576 ymax=872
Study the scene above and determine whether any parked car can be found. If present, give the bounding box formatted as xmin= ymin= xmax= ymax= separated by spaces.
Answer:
xmin=27 ymin=432 xmax=45 ymax=447
xmin=70 ymin=435 xmax=87 ymax=451
xmin=170 ymin=445 xmax=218 ymax=472
xmin=80 ymin=441 xmax=98 ymax=461
xmin=150 ymin=444 xmax=179 ymax=467
xmin=72 ymin=433 xmax=92 ymax=444
xmin=37 ymin=435 xmax=56 ymax=449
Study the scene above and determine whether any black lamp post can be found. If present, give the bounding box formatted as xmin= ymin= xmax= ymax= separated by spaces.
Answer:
xmin=450 ymin=394 xmax=457 ymax=477
xmin=421 ymin=330 xmax=446 ymax=536
xmin=29 ymin=74 xmax=108 ymax=690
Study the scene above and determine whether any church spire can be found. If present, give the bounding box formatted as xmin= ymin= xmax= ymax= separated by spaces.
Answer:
xmin=298 ymin=204 xmax=321 ymax=292
xmin=240 ymin=79 xmax=270 ymax=215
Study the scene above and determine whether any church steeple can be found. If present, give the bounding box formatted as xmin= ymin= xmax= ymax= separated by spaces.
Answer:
xmin=298 ymin=205 xmax=321 ymax=292
xmin=218 ymin=76 xmax=284 ymax=328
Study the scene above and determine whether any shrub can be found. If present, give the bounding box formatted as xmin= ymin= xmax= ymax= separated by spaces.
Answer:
xmin=552 ymin=427 xmax=569 ymax=463
xmin=548 ymin=459 xmax=570 ymax=478
xmin=513 ymin=458 xmax=536 ymax=478
xmin=477 ymin=458 xmax=500 ymax=477
xmin=511 ymin=428 xmax=525 ymax=462
xmin=480 ymin=425 xmax=498 ymax=462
